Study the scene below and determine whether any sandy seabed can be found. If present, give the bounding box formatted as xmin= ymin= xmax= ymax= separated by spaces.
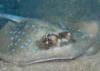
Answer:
xmin=0 ymin=51 xmax=100 ymax=71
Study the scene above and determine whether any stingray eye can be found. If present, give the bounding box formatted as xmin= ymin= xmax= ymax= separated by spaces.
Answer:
xmin=58 ymin=32 xmax=71 ymax=39
xmin=37 ymin=34 xmax=58 ymax=49
xmin=43 ymin=36 xmax=52 ymax=45
xmin=58 ymin=32 xmax=75 ymax=45
xmin=47 ymin=34 xmax=58 ymax=45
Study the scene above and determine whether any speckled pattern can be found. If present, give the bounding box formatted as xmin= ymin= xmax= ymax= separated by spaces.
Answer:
xmin=0 ymin=0 xmax=100 ymax=71
xmin=1 ymin=20 xmax=100 ymax=71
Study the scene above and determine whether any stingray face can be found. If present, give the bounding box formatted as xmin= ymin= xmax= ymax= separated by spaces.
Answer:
xmin=0 ymin=19 xmax=99 ymax=65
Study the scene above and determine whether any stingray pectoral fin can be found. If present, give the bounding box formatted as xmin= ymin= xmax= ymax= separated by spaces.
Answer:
xmin=85 ymin=46 xmax=97 ymax=56
xmin=85 ymin=43 xmax=99 ymax=56
xmin=18 ymin=46 xmax=84 ymax=66
xmin=0 ymin=21 xmax=16 ymax=33
xmin=0 ymin=13 xmax=25 ymax=23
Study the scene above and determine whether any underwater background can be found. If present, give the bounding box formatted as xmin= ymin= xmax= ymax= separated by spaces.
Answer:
xmin=0 ymin=0 xmax=100 ymax=71
xmin=0 ymin=0 xmax=100 ymax=27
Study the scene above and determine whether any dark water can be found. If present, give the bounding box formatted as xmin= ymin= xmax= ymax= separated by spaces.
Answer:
xmin=0 ymin=0 xmax=100 ymax=28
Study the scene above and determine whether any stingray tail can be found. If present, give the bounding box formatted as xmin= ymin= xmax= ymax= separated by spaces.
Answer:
xmin=0 ymin=13 xmax=25 ymax=23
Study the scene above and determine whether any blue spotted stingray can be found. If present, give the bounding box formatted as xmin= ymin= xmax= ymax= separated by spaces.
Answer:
xmin=0 ymin=13 xmax=98 ymax=66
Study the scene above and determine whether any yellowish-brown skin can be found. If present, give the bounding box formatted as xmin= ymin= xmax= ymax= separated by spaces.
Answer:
xmin=38 ymin=32 xmax=74 ymax=49
xmin=37 ymin=34 xmax=58 ymax=49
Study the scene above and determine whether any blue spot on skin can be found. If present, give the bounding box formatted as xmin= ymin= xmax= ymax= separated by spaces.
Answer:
xmin=20 ymin=44 xmax=26 ymax=48
xmin=17 ymin=38 xmax=21 ymax=42
xmin=10 ymin=36 xmax=14 ymax=40
xmin=24 ymin=25 xmax=30 ymax=29
xmin=27 ymin=36 xmax=33 ymax=44
xmin=15 ymin=35 xmax=19 ymax=39
xmin=22 ymin=32 xmax=26 ymax=36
